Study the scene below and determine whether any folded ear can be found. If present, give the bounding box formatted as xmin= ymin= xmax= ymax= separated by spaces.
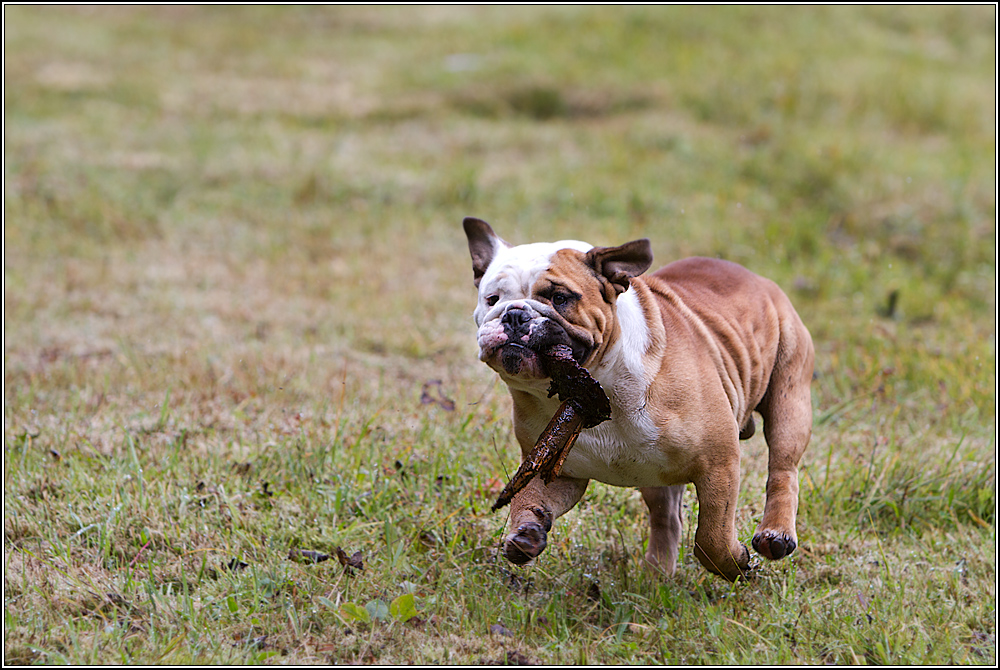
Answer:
xmin=463 ymin=217 xmax=510 ymax=287
xmin=586 ymin=239 xmax=653 ymax=295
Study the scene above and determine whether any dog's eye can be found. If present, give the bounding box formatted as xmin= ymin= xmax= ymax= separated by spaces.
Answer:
xmin=485 ymin=295 xmax=499 ymax=307
xmin=552 ymin=293 xmax=571 ymax=307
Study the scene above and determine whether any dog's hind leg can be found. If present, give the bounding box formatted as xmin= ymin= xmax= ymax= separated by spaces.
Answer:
xmin=640 ymin=485 xmax=685 ymax=576
xmin=753 ymin=319 xmax=814 ymax=561
xmin=502 ymin=475 xmax=589 ymax=565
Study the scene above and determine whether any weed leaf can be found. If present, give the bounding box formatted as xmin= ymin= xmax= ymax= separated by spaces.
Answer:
xmin=338 ymin=602 xmax=370 ymax=625
xmin=365 ymin=599 xmax=390 ymax=622
xmin=389 ymin=593 xmax=417 ymax=622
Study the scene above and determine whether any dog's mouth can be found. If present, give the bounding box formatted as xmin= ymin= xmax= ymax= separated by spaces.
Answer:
xmin=491 ymin=339 xmax=590 ymax=379
xmin=478 ymin=305 xmax=592 ymax=380
xmin=498 ymin=342 xmax=537 ymax=376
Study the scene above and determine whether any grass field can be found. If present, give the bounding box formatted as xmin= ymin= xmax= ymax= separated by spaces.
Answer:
xmin=3 ymin=5 xmax=996 ymax=664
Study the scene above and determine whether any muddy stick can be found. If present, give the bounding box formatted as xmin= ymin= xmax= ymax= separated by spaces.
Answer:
xmin=491 ymin=345 xmax=611 ymax=512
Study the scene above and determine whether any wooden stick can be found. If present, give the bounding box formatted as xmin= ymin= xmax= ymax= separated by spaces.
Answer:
xmin=491 ymin=345 xmax=611 ymax=512
xmin=490 ymin=399 xmax=583 ymax=511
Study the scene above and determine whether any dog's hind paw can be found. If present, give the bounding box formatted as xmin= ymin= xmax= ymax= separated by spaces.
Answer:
xmin=751 ymin=529 xmax=797 ymax=560
xmin=504 ymin=522 xmax=548 ymax=565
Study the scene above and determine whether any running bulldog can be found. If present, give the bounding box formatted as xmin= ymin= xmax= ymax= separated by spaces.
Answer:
xmin=464 ymin=217 xmax=814 ymax=581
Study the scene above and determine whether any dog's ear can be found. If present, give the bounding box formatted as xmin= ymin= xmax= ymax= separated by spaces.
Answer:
xmin=586 ymin=239 xmax=653 ymax=295
xmin=463 ymin=217 xmax=510 ymax=288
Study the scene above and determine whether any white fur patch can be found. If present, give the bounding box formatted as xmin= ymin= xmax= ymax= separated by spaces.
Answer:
xmin=607 ymin=288 xmax=651 ymax=384
xmin=473 ymin=240 xmax=592 ymax=326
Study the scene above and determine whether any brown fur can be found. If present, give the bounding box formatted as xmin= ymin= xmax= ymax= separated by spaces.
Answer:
xmin=465 ymin=219 xmax=814 ymax=581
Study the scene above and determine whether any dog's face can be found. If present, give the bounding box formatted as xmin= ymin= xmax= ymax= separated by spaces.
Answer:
xmin=464 ymin=217 xmax=653 ymax=389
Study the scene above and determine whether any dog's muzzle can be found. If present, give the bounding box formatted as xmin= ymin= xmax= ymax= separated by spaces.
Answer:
xmin=478 ymin=302 xmax=587 ymax=377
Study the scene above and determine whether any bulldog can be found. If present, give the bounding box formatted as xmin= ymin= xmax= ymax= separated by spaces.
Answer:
xmin=464 ymin=217 xmax=814 ymax=581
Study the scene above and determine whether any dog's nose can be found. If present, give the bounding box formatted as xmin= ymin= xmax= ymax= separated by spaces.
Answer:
xmin=501 ymin=307 xmax=532 ymax=330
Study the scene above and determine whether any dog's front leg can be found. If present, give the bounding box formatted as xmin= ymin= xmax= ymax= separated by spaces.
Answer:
xmin=503 ymin=475 xmax=589 ymax=565
xmin=692 ymin=456 xmax=751 ymax=581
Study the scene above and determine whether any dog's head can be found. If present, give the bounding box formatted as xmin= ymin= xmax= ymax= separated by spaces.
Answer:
xmin=463 ymin=217 xmax=652 ymax=389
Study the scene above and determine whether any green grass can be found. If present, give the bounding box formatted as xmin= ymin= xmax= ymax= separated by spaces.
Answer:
xmin=4 ymin=5 xmax=995 ymax=664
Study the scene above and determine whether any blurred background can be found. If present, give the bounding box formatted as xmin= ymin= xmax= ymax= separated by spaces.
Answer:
xmin=6 ymin=6 xmax=994 ymax=424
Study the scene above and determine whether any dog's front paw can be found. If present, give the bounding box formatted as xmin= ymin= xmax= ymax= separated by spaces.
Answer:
xmin=752 ymin=529 xmax=797 ymax=560
xmin=504 ymin=522 xmax=548 ymax=565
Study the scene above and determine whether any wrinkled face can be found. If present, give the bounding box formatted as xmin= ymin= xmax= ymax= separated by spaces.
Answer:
xmin=464 ymin=217 xmax=653 ymax=390
xmin=473 ymin=241 xmax=614 ymax=385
